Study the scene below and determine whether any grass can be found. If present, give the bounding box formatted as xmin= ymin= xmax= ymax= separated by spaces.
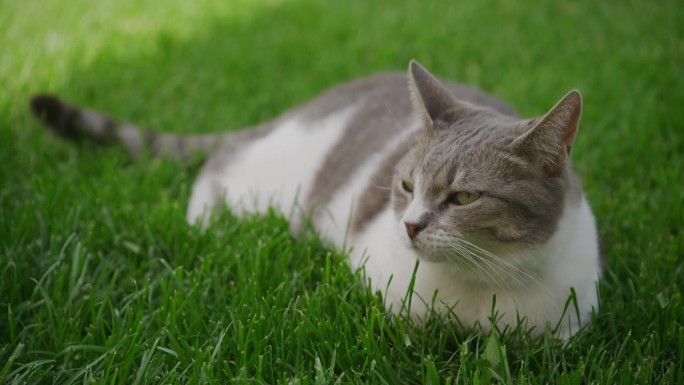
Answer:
xmin=1 ymin=0 xmax=682 ymax=383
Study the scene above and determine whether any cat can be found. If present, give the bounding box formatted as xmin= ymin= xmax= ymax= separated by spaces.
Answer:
xmin=30 ymin=60 xmax=601 ymax=338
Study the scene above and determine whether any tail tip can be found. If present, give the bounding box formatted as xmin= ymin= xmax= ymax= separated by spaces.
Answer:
xmin=30 ymin=94 xmax=64 ymax=124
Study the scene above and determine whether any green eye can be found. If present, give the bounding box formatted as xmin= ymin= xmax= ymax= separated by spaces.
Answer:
xmin=401 ymin=180 xmax=414 ymax=193
xmin=450 ymin=191 xmax=480 ymax=205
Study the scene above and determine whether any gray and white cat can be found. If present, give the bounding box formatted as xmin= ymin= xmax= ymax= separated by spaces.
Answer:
xmin=31 ymin=61 xmax=601 ymax=338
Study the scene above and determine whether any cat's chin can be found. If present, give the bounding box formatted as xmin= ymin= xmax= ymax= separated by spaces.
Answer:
xmin=413 ymin=252 xmax=447 ymax=263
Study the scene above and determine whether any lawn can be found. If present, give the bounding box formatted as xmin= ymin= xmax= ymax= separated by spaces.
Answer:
xmin=1 ymin=0 xmax=682 ymax=383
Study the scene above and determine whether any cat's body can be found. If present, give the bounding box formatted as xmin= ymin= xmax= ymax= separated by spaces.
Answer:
xmin=31 ymin=61 xmax=601 ymax=338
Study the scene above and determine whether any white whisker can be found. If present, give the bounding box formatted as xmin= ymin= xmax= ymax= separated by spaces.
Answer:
xmin=447 ymin=243 xmax=512 ymax=296
xmin=458 ymin=239 xmax=542 ymax=286
xmin=455 ymin=239 xmax=560 ymax=306
xmin=460 ymin=245 xmax=517 ymax=297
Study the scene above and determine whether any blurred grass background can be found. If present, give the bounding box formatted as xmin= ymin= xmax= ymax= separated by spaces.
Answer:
xmin=1 ymin=0 xmax=682 ymax=383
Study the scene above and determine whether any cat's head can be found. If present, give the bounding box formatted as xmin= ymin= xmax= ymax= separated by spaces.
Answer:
xmin=392 ymin=61 xmax=582 ymax=269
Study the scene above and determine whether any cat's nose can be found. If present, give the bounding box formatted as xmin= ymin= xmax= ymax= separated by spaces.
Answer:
xmin=404 ymin=221 xmax=426 ymax=240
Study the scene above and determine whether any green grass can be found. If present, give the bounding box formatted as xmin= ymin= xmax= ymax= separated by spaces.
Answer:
xmin=1 ymin=0 xmax=682 ymax=383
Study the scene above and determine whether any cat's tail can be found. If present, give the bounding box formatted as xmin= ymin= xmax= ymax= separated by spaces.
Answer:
xmin=30 ymin=94 xmax=225 ymax=160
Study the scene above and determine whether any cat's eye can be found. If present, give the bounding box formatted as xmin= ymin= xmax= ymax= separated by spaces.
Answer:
xmin=449 ymin=191 xmax=480 ymax=205
xmin=401 ymin=180 xmax=414 ymax=193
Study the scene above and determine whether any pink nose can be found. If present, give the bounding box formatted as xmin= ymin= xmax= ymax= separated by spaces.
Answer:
xmin=404 ymin=222 xmax=426 ymax=240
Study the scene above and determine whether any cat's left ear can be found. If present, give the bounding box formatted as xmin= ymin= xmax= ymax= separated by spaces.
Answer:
xmin=512 ymin=90 xmax=582 ymax=177
xmin=408 ymin=60 xmax=464 ymax=129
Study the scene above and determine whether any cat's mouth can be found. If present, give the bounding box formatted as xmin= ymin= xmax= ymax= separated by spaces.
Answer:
xmin=396 ymin=222 xmax=450 ymax=262
xmin=404 ymin=228 xmax=500 ymax=267
xmin=404 ymin=237 xmax=450 ymax=263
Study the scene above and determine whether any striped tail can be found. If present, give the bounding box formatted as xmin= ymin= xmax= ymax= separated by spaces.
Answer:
xmin=30 ymin=94 xmax=225 ymax=160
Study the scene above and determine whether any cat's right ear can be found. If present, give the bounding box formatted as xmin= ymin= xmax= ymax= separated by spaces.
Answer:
xmin=407 ymin=60 xmax=461 ymax=129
